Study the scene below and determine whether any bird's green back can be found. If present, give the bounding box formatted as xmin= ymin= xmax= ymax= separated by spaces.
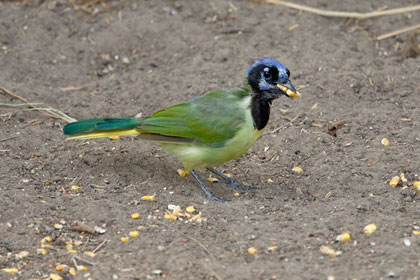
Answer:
xmin=139 ymin=87 xmax=252 ymax=148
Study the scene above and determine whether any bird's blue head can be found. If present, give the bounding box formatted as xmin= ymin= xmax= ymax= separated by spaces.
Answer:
xmin=246 ymin=57 xmax=300 ymax=100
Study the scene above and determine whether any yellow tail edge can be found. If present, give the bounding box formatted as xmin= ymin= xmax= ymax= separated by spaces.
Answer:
xmin=66 ymin=129 xmax=141 ymax=140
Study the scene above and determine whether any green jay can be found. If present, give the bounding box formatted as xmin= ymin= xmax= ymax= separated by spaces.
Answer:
xmin=63 ymin=57 xmax=300 ymax=201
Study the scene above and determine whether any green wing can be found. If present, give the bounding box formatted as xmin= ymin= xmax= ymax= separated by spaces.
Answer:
xmin=139 ymin=88 xmax=251 ymax=147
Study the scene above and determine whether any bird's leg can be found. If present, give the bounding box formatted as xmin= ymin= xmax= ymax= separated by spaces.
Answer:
xmin=207 ymin=168 xmax=256 ymax=190
xmin=190 ymin=170 xmax=229 ymax=202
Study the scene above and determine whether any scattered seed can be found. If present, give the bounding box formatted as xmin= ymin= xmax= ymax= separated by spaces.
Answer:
xmin=94 ymin=226 xmax=107 ymax=234
xmin=37 ymin=248 xmax=47 ymax=255
xmin=336 ymin=232 xmax=351 ymax=242
xmin=41 ymin=236 xmax=52 ymax=243
xmin=168 ymin=204 xmax=180 ymax=211
xmin=292 ymin=166 xmax=303 ymax=174
xmin=129 ymin=231 xmax=139 ymax=238
xmin=381 ymin=137 xmax=390 ymax=147
xmin=207 ymin=177 xmax=219 ymax=183
xmin=412 ymin=230 xmax=420 ymax=236
xmin=69 ymin=267 xmax=77 ymax=276
xmin=248 ymin=247 xmax=257 ymax=255
xmin=77 ymin=265 xmax=88 ymax=271
xmin=403 ymin=239 xmax=411 ymax=246
xmin=1 ymin=268 xmax=19 ymax=274
xmin=400 ymin=173 xmax=408 ymax=183
xmin=267 ymin=246 xmax=277 ymax=252
xmin=233 ymin=192 xmax=240 ymax=196
xmin=363 ymin=224 xmax=377 ymax=235
xmin=267 ymin=178 xmax=274 ymax=184
xmin=186 ymin=206 xmax=195 ymax=213
xmin=389 ymin=176 xmax=400 ymax=187
xmin=54 ymin=223 xmax=63 ymax=230
xmin=71 ymin=185 xmax=80 ymax=191
xmin=84 ymin=251 xmax=96 ymax=257
xmin=141 ymin=195 xmax=155 ymax=201
xmin=320 ymin=245 xmax=341 ymax=257
xmin=164 ymin=213 xmax=177 ymax=221
xmin=191 ymin=214 xmax=201 ymax=222
xmin=177 ymin=169 xmax=189 ymax=177
xmin=49 ymin=274 xmax=63 ymax=280
xmin=56 ymin=264 xmax=67 ymax=272
xmin=16 ymin=251 xmax=29 ymax=259
xmin=152 ymin=269 xmax=163 ymax=275
xmin=109 ymin=136 xmax=120 ymax=140
xmin=413 ymin=181 xmax=420 ymax=190
xmin=120 ymin=237 xmax=129 ymax=242
xmin=130 ymin=213 xmax=140 ymax=219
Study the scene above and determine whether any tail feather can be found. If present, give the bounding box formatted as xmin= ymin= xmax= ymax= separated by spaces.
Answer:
xmin=64 ymin=117 xmax=141 ymax=140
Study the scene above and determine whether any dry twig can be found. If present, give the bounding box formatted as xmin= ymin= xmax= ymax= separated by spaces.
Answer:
xmin=265 ymin=0 xmax=420 ymax=19
xmin=376 ymin=24 xmax=420 ymax=40
xmin=0 ymin=85 xmax=76 ymax=123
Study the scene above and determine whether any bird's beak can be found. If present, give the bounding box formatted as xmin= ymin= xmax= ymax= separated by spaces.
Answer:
xmin=277 ymin=80 xmax=300 ymax=98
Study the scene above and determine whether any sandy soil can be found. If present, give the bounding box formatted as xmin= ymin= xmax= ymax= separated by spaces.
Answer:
xmin=1 ymin=0 xmax=420 ymax=279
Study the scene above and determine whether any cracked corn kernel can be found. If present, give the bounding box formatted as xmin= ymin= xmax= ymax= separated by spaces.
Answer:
xmin=120 ymin=237 xmax=129 ymax=242
xmin=49 ymin=274 xmax=63 ymax=280
xmin=381 ymin=138 xmax=390 ymax=147
xmin=109 ymin=136 xmax=120 ymax=140
xmin=129 ymin=231 xmax=139 ymax=238
xmin=233 ymin=192 xmax=240 ymax=196
xmin=267 ymin=178 xmax=274 ymax=184
xmin=41 ymin=236 xmax=52 ymax=243
xmin=389 ymin=176 xmax=399 ymax=187
xmin=69 ymin=267 xmax=77 ymax=276
xmin=400 ymin=173 xmax=407 ymax=183
xmin=336 ymin=232 xmax=351 ymax=242
xmin=207 ymin=177 xmax=219 ymax=183
xmin=71 ymin=185 xmax=80 ymax=191
xmin=77 ymin=265 xmax=88 ymax=271
xmin=292 ymin=166 xmax=303 ymax=174
xmin=54 ymin=223 xmax=63 ymax=230
xmin=320 ymin=245 xmax=341 ymax=257
xmin=363 ymin=224 xmax=377 ymax=235
xmin=130 ymin=213 xmax=140 ymax=219
xmin=164 ymin=213 xmax=177 ymax=221
xmin=177 ymin=169 xmax=189 ymax=177
xmin=1 ymin=268 xmax=18 ymax=274
xmin=141 ymin=195 xmax=155 ymax=201
xmin=248 ymin=247 xmax=257 ymax=255
xmin=56 ymin=264 xmax=66 ymax=272
xmin=37 ymin=248 xmax=47 ymax=255
xmin=413 ymin=181 xmax=420 ymax=190
xmin=191 ymin=214 xmax=201 ymax=221
xmin=16 ymin=251 xmax=29 ymax=259
xmin=84 ymin=251 xmax=95 ymax=257
xmin=186 ymin=206 xmax=195 ymax=213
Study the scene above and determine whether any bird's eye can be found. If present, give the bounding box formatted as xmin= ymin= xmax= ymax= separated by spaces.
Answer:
xmin=286 ymin=69 xmax=290 ymax=77
xmin=263 ymin=68 xmax=271 ymax=80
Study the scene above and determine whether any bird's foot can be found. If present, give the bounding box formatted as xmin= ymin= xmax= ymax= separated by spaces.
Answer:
xmin=223 ymin=178 xmax=256 ymax=190
xmin=190 ymin=170 xmax=229 ymax=202
xmin=207 ymin=168 xmax=256 ymax=190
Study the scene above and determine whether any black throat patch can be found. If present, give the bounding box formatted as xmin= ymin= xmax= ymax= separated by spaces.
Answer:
xmin=251 ymin=94 xmax=271 ymax=130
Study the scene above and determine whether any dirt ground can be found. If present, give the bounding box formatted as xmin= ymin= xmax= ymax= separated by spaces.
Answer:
xmin=1 ymin=0 xmax=420 ymax=279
